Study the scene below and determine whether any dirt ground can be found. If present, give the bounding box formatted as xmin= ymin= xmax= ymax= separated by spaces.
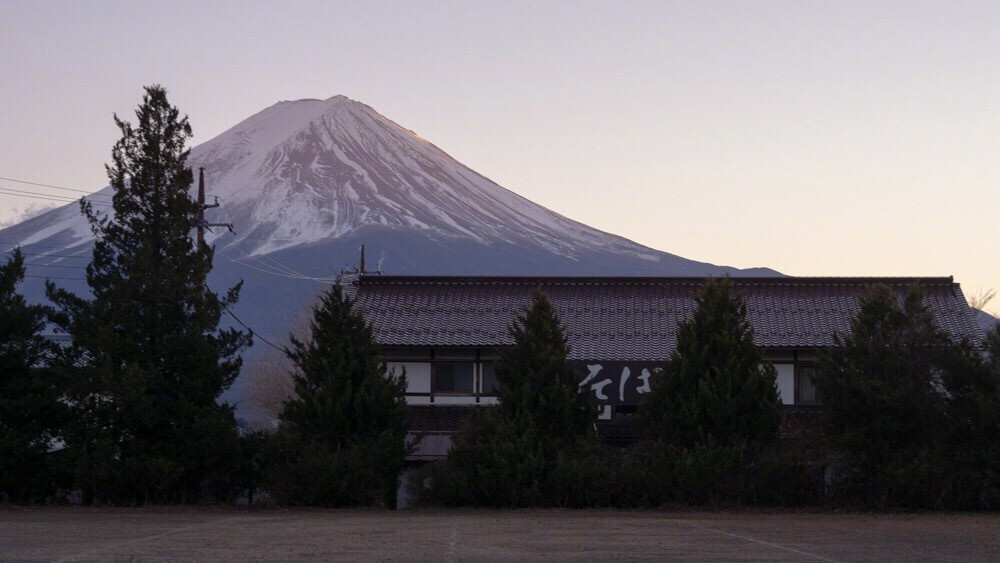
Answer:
xmin=0 ymin=507 xmax=998 ymax=561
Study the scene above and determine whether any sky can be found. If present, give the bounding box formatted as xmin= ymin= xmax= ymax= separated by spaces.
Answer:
xmin=1 ymin=0 xmax=997 ymax=304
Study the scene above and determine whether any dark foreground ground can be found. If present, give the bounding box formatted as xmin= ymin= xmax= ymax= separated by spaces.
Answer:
xmin=1 ymin=507 xmax=998 ymax=561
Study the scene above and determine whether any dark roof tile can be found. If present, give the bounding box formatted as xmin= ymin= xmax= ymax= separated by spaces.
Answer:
xmin=356 ymin=276 xmax=983 ymax=360
xmin=408 ymin=406 xmax=476 ymax=432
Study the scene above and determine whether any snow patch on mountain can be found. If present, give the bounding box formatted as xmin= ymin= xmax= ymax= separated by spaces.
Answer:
xmin=0 ymin=94 xmax=774 ymax=279
xmin=183 ymin=96 xmax=666 ymax=260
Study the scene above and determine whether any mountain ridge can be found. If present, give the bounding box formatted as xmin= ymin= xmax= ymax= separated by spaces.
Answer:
xmin=0 ymin=94 xmax=780 ymax=408
xmin=3 ymin=94 xmax=779 ymax=276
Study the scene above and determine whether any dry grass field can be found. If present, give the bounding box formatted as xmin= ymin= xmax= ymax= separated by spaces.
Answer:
xmin=1 ymin=507 xmax=998 ymax=561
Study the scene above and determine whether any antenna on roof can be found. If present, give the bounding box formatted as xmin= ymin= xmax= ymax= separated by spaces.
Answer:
xmin=336 ymin=245 xmax=370 ymax=285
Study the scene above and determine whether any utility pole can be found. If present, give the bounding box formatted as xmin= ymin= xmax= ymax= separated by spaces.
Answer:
xmin=197 ymin=167 xmax=207 ymax=245
xmin=196 ymin=167 xmax=231 ymax=245
xmin=360 ymin=244 xmax=366 ymax=275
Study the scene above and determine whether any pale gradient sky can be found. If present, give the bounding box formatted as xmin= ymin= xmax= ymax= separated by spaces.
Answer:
xmin=1 ymin=1 xmax=997 ymax=302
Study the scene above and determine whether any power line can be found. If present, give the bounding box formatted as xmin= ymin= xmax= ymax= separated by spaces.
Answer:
xmin=0 ymin=187 xmax=112 ymax=206
xmin=210 ymin=191 xmax=337 ymax=284
xmin=3 ymin=174 xmax=342 ymax=283
xmin=0 ymin=189 xmax=83 ymax=205
xmin=220 ymin=302 xmax=285 ymax=353
xmin=0 ymin=239 xmax=83 ymax=249
xmin=2 ymin=174 xmax=328 ymax=283
xmin=200 ymin=189 xmax=308 ymax=281
xmin=2 ymin=249 xmax=91 ymax=259
xmin=21 ymin=263 xmax=88 ymax=269
xmin=218 ymin=252 xmax=332 ymax=284
xmin=0 ymin=185 xmax=82 ymax=201
xmin=218 ymin=246 xmax=338 ymax=284
xmin=0 ymin=175 xmax=104 ymax=195
xmin=3 ymin=173 xmax=299 ymax=354
xmin=24 ymin=274 xmax=86 ymax=281
xmin=15 ymin=258 xmax=286 ymax=355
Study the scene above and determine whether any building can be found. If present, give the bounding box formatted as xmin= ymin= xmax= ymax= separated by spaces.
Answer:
xmin=352 ymin=275 xmax=983 ymax=458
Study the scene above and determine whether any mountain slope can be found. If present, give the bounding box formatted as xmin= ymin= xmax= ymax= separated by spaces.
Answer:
xmin=3 ymin=96 xmax=776 ymax=273
xmin=974 ymin=308 xmax=999 ymax=335
xmin=193 ymin=95 xmax=680 ymax=259
xmin=0 ymin=95 xmax=778 ymax=411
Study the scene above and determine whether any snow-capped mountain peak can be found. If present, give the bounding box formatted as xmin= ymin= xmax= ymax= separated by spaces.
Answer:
xmin=0 ymin=94 xmax=778 ymax=412
xmin=1 ymin=95 xmax=777 ymax=283
xmin=184 ymin=95 xmax=662 ymax=259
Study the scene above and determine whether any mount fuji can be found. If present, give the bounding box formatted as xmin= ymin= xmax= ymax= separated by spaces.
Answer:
xmin=0 ymin=95 xmax=778 ymax=397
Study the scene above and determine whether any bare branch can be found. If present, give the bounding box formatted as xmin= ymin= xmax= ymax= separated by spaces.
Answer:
xmin=969 ymin=288 xmax=996 ymax=311
xmin=243 ymin=291 xmax=322 ymax=421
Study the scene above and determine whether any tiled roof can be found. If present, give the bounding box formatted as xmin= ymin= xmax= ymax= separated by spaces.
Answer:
xmin=408 ymin=406 xmax=475 ymax=432
xmin=406 ymin=406 xmax=477 ymax=461
xmin=355 ymin=276 xmax=983 ymax=361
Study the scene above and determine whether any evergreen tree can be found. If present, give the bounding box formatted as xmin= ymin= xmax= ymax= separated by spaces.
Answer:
xmin=813 ymin=283 xmax=954 ymax=507
xmin=637 ymin=277 xmax=781 ymax=505
xmin=46 ymin=86 xmax=249 ymax=504
xmin=972 ymin=326 xmax=1000 ymax=505
xmin=235 ymin=430 xmax=269 ymax=506
xmin=495 ymin=289 xmax=594 ymax=437
xmin=0 ymin=249 xmax=65 ymax=501
xmin=434 ymin=290 xmax=599 ymax=507
xmin=937 ymin=328 xmax=1000 ymax=508
xmin=267 ymin=282 xmax=408 ymax=507
xmin=640 ymin=277 xmax=780 ymax=448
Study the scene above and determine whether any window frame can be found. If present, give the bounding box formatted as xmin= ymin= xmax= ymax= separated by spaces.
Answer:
xmin=430 ymin=361 xmax=477 ymax=396
xmin=794 ymin=362 xmax=822 ymax=406
xmin=479 ymin=361 xmax=499 ymax=396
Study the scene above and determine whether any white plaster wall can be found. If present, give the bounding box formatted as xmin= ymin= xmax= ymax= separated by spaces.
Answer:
xmin=406 ymin=396 xmax=431 ymax=406
xmin=388 ymin=362 xmax=431 ymax=393
xmin=775 ymin=364 xmax=795 ymax=405
xmin=432 ymin=396 xmax=480 ymax=405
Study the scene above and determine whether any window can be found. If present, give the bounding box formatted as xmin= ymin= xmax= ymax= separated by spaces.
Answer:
xmin=795 ymin=363 xmax=822 ymax=405
xmin=481 ymin=362 xmax=499 ymax=395
xmin=432 ymin=362 xmax=474 ymax=394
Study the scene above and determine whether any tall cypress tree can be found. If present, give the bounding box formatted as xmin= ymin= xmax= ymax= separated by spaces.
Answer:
xmin=640 ymin=277 xmax=780 ymax=449
xmin=47 ymin=86 xmax=249 ymax=504
xmin=0 ymin=249 xmax=65 ymax=501
xmin=937 ymin=327 xmax=1000 ymax=508
xmin=267 ymin=282 xmax=409 ymax=507
xmin=638 ymin=277 xmax=780 ymax=506
xmin=814 ymin=284 xmax=956 ymax=507
xmin=495 ymin=289 xmax=594 ymax=437
xmin=436 ymin=290 xmax=598 ymax=507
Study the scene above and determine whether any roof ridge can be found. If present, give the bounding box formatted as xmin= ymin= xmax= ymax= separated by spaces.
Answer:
xmin=358 ymin=275 xmax=958 ymax=286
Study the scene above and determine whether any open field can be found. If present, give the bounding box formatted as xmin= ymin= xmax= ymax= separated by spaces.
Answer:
xmin=1 ymin=507 xmax=998 ymax=561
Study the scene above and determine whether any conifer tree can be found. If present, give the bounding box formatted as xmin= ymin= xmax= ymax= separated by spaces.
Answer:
xmin=436 ymin=290 xmax=598 ymax=507
xmin=971 ymin=327 xmax=1000 ymax=505
xmin=937 ymin=327 xmax=1000 ymax=508
xmin=640 ymin=277 xmax=780 ymax=449
xmin=637 ymin=277 xmax=780 ymax=505
xmin=267 ymin=282 xmax=408 ymax=507
xmin=0 ymin=249 xmax=65 ymax=501
xmin=495 ymin=289 xmax=594 ymax=437
xmin=813 ymin=283 xmax=953 ymax=507
xmin=46 ymin=86 xmax=249 ymax=504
